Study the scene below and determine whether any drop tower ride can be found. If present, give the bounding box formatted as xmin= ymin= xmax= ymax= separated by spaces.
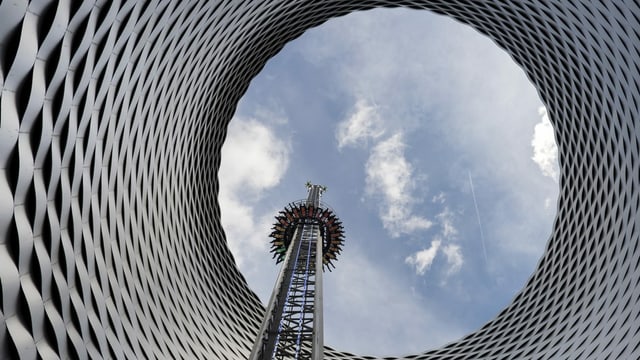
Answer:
xmin=249 ymin=183 xmax=345 ymax=360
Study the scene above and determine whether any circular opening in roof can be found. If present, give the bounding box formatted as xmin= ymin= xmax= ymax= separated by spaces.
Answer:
xmin=219 ymin=8 xmax=559 ymax=356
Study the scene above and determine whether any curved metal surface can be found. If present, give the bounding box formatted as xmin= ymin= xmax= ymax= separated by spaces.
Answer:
xmin=1 ymin=1 xmax=639 ymax=359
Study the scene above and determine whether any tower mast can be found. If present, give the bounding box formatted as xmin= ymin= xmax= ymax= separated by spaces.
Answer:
xmin=250 ymin=184 xmax=344 ymax=360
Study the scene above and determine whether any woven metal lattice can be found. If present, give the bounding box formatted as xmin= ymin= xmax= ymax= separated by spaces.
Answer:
xmin=1 ymin=1 xmax=639 ymax=359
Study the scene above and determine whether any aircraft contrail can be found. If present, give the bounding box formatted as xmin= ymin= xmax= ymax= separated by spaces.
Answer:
xmin=468 ymin=172 xmax=489 ymax=264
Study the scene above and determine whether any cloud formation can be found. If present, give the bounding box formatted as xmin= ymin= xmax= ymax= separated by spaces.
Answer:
xmin=336 ymin=100 xmax=385 ymax=149
xmin=531 ymin=107 xmax=559 ymax=181
xmin=443 ymin=244 xmax=464 ymax=275
xmin=436 ymin=207 xmax=458 ymax=239
xmin=218 ymin=117 xmax=290 ymax=266
xmin=219 ymin=117 xmax=290 ymax=194
xmin=365 ymin=132 xmax=432 ymax=236
xmin=405 ymin=206 xmax=464 ymax=277
xmin=405 ymin=239 xmax=442 ymax=275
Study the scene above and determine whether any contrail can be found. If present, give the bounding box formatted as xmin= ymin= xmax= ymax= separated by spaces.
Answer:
xmin=468 ymin=172 xmax=488 ymax=264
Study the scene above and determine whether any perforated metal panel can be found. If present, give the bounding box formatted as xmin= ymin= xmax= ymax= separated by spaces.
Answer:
xmin=1 ymin=1 xmax=639 ymax=359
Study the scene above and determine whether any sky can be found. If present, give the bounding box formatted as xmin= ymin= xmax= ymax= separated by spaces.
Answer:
xmin=218 ymin=8 xmax=559 ymax=356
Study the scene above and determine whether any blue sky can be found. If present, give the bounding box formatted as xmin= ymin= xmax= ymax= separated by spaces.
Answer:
xmin=219 ymin=8 xmax=559 ymax=356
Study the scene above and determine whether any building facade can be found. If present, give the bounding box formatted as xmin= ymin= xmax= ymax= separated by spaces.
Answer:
xmin=0 ymin=1 xmax=639 ymax=359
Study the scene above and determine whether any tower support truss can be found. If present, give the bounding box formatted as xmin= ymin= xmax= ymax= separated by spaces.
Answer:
xmin=250 ymin=185 xmax=329 ymax=360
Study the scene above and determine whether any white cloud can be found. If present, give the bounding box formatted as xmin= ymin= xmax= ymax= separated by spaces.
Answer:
xmin=365 ymin=132 xmax=432 ymax=236
xmin=336 ymin=99 xmax=385 ymax=149
xmin=406 ymin=207 xmax=464 ymax=278
xmin=531 ymin=107 xmax=559 ymax=181
xmin=443 ymin=244 xmax=464 ymax=275
xmin=219 ymin=117 xmax=290 ymax=194
xmin=218 ymin=117 xmax=290 ymax=266
xmin=401 ymin=215 xmax=434 ymax=234
xmin=218 ymin=198 xmax=275 ymax=267
xmin=405 ymin=239 xmax=441 ymax=275
xmin=436 ymin=207 xmax=458 ymax=239
xmin=432 ymin=192 xmax=446 ymax=204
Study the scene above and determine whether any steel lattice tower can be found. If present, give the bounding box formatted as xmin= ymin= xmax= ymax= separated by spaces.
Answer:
xmin=250 ymin=184 xmax=345 ymax=360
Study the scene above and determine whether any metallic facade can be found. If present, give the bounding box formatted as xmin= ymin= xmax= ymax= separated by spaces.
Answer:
xmin=0 ymin=1 xmax=638 ymax=359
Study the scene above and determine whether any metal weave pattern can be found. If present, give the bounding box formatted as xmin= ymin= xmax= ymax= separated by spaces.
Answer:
xmin=0 ymin=1 xmax=639 ymax=359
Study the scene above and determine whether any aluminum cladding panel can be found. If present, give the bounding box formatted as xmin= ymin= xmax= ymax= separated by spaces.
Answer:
xmin=1 ymin=1 xmax=639 ymax=359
